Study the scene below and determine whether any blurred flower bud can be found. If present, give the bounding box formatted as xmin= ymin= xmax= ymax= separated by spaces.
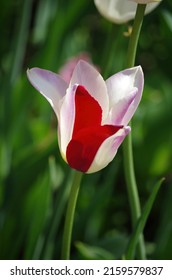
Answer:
xmin=94 ymin=0 xmax=161 ymax=24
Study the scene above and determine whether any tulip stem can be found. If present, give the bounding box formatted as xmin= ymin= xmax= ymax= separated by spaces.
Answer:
xmin=61 ymin=171 xmax=83 ymax=260
xmin=123 ymin=4 xmax=146 ymax=259
xmin=126 ymin=4 xmax=146 ymax=69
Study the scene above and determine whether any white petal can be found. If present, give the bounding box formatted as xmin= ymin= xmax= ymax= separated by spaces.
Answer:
xmin=27 ymin=68 xmax=68 ymax=118
xmin=58 ymin=84 xmax=78 ymax=160
xmin=94 ymin=0 xmax=161 ymax=24
xmin=105 ymin=66 xmax=143 ymax=125
xmin=70 ymin=60 xmax=109 ymax=121
xmin=87 ymin=126 xmax=131 ymax=173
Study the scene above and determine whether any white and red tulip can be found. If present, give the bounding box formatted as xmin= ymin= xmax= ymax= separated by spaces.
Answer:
xmin=27 ymin=61 xmax=143 ymax=173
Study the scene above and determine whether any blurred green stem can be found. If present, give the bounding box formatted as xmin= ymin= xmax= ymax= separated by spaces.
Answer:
xmin=2 ymin=0 xmax=32 ymax=179
xmin=123 ymin=4 xmax=146 ymax=259
xmin=61 ymin=171 xmax=83 ymax=260
xmin=11 ymin=0 xmax=32 ymax=83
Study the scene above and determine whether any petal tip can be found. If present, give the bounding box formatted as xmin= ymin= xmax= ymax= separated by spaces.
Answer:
xmin=124 ymin=125 xmax=131 ymax=135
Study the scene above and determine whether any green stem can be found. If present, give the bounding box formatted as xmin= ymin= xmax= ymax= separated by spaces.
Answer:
xmin=123 ymin=4 xmax=146 ymax=259
xmin=125 ymin=4 xmax=146 ymax=68
xmin=61 ymin=171 xmax=83 ymax=260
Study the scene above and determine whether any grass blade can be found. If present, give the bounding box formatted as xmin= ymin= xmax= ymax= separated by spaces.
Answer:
xmin=125 ymin=178 xmax=165 ymax=260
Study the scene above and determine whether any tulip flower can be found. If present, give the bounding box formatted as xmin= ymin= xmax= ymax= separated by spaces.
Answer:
xmin=94 ymin=0 xmax=161 ymax=24
xmin=27 ymin=61 xmax=143 ymax=173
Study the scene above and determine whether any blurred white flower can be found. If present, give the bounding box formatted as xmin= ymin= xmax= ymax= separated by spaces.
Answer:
xmin=131 ymin=0 xmax=161 ymax=3
xmin=94 ymin=0 xmax=161 ymax=24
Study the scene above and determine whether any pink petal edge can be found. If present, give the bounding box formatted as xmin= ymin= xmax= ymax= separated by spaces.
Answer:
xmin=27 ymin=67 xmax=68 ymax=118
xmin=106 ymin=66 xmax=143 ymax=125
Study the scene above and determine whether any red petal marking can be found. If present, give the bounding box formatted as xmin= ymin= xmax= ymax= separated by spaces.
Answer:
xmin=66 ymin=125 xmax=122 ymax=172
xmin=66 ymin=84 xmax=123 ymax=172
xmin=72 ymin=85 xmax=102 ymax=136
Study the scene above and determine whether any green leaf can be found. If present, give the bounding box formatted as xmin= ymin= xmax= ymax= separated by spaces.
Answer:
xmin=23 ymin=172 xmax=51 ymax=259
xmin=162 ymin=10 xmax=172 ymax=33
xmin=75 ymin=241 xmax=114 ymax=260
xmin=48 ymin=156 xmax=64 ymax=190
xmin=125 ymin=178 xmax=165 ymax=260
xmin=41 ymin=169 xmax=73 ymax=259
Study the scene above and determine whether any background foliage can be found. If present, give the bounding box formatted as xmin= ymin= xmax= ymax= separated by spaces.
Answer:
xmin=0 ymin=0 xmax=171 ymax=260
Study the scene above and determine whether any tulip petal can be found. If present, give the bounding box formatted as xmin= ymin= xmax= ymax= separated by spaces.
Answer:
xmin=58 ymin=84 xmax=102 ymax=159
xmin=58 ymin=84 xmax=77 ymax=160
xmin=66 ymin=125 xmax=123 ymax=173
xmin=87 ymin=126 xmax=131 ymax=173
xmin=59 ymin=84 xmax=103 ymax=161
xmin=70 ymin=60 xmax=109 ymax=121
xmin=106 ymin=66 xmax=143 ymax=125
xmin=73 ymin=85 xmax=102 ymax=135
xmin=27 ymin=68 xmax=68 ymax=118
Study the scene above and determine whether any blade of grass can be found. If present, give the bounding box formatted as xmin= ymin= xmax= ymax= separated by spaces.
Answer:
xmin=10 ymin=0 xmax=33 ymax=83
xmin=35 ymin=169 xmax=73 ymax=259
xmin=125 ymin=178 xmax=165 ymax=260
xmin=38 ymin=0 xmax=90 ymax=70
